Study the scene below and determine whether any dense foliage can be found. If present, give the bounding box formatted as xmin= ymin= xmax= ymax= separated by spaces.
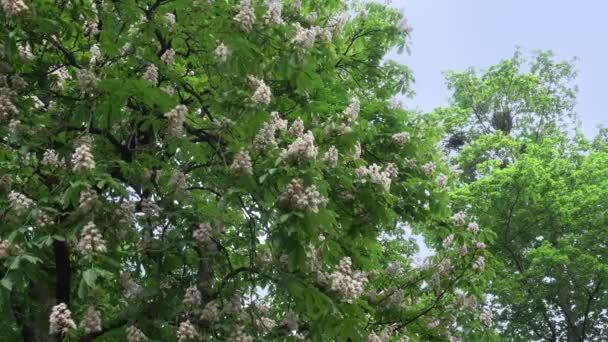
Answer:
xmin=0 ymin=0 xmax=493 ymax=341
xmin=445 ymin=53 xmax=608 ymax=341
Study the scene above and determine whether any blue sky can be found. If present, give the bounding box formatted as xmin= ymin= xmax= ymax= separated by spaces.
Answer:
xmin=389 ymin=0 xmax=608 ymax=137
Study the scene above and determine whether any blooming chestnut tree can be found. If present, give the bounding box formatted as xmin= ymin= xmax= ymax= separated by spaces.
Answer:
xmin=0 ymin=0 xmax=493 ymax=341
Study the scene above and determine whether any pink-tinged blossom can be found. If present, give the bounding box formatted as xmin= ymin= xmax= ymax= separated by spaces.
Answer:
xmin=1 ymin=0 xmax=29 ymax=16
xmin=436 ymin=173 xmax=448 ymax=190
xmin=472 ymin=256 xmax=485 ymax=271
xmin=71 ymin=142 xmax=96 ymax=172
xmin=254 ymin=122 xmax=278 ymax=150
xmin=288 ymin=117 xmax=305 ymax=136
xmin=355 ymin=164 xmax=394 ymax=191
xmin=467 ymin=222 xmax=480 ymax=234
xmin=231 ymin=150 xmax=253 ymax=175
xmin=176 ymin=320 xmax=198 ymax=341
xmin=49 ymin=303 xmax=76 ymax=335
xmin=270 ymin=111 xmax=288 ymax=131
xmin=343 ymin=99 xmax=360 ymax=121
xmin=77 ymin=221 xmax=107 ymax=256
xmin=281 ymin=130 xmax=318 ymax=161
xmin=9 ymin=190 xmax=34 ymax=213
xmin=250 ymin=77 xmax=272 ymax=105
xmin=126 ymin=326 xmax=147 ymax=342
xmin=265 ymin=0 xmax=283 ymax=25
xmin=165 ymin=13 xmax=176 ymax=31
xmin=80 ymin=307 xmax=102 ymax=334
xmin=280 ymin=178 xmax=327 ymax=213
xmin=451 ymin=211 xmax=466 ymax=226
xmin=292 ymin=22 xmax=319 ymax=48
xmin=329 ymin=257 xmax=368 ymax=302
xmin=323 ymin=146 xmax=338 ymax=167
xmin=76 ymin=69 xmax=97 ymax=93
xmin=392 ymin=132 xmax=410 ymax=145
xmin=50 ymin=66 xmax=71 ymax=91
xmin=183 ymin=285 xmax=202 ymax=306
xmin=422 ymin=162 xmax=436 ymax=177
xmin=164 ymin=104 xmax=187 ymax=136
xmin=161 ymin=48 xmax=176 ymax=66
xmin=143 ymin=64 xmax=158 ymax=85
xmin=234 ymin=0 xmax=256 ymax=32
xmin=214 ymin=42 xmax=231 ymax=62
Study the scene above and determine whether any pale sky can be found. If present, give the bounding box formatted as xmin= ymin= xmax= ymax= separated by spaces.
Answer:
xmin=389 ymin=0 xmax=608 ymax=138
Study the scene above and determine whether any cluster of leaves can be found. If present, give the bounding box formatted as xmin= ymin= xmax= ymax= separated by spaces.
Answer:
xmin=0 ymin=0 xmax=492 ymax=341
xmin=444 ymin=51 xmax=608 ymax=341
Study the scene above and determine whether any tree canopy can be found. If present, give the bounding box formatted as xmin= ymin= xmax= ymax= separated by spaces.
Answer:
xmin=0 ymin=0 xmax=493 ymax=341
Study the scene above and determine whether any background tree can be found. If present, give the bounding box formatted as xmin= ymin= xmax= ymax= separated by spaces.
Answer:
xmin=0 ymin=0 xmax=492 ymax=341
xmin=443 ymin=51 xmax=608 ymax=341
xmin=442 ymin=50 xmax=578 ymax=180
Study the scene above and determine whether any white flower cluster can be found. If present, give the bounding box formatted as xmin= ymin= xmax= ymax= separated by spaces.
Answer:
xmin=459 ymin=244 xmax=469 ymax=256
xmin=49 ymin=303 xmax=77 ymax=335
xmin=329 ymin=257 xmax=368 ymax=302
xmin=283 ymin=311 xmax=299 ymax=331
xmin=344 ymin=99 xmax=360 ymax=121
xmin=270 ymin=111 xmax=288 ymax=131
xmin=117 ymin=200 xmax=135 ymax=225
xmin=7 ymin=116 xmax=20 ymax=133
xmin=36 ymin=211 xmax=54 ymax=227
xmin=254 ymin=122 xmax=278 ymax=150
xmin=122 ymin=274 xmax=143 ymax=299
xmin=165 ymin=13 xmax=176 ymax=31
xmin=169 ymin=172 xmax=187 ymax=192
xmin=77 ymin=221 xmax=107 ymax=256
xmin=451 ymin=211 xmax=466 ymax=226
xmin=255 ymin=316 xmax=277 ymax=332
xmin=42 ymin=149 xmax=65 ymax=168
xmin=183 ymin=285 xmax=202 ymax=306
xmin=354 ymin=142 xmax=362 ymax=159
xmin=473 ymin=240 xmax=486 ymax=250
xmin=280 ymin=178 xmax=327 ymax=213
xmin=126 ymin=325 xmax=147 ymax=342
xmin=161 ymin=48 xmax=176 ymax=66
xmin=355 ymin=163 xmax=396 ymax=191
xmin=323 ymin=146 xmax=338 ymax=167
xmin=0 ymin=93 xmax=18 ymax=119
xmin=479 ymin=307 xmax=494 ymax=326
xmin=399 ymin=17 xmax=413 ymax=34
xmin=143 ymin=64 xmax=158 ymax=85
xmin=291 ymin=0 xmax=301 ymax=12
xmin=386 ymin=288 xmax=405 ymax=307
xmin=251 ymin=77 xmax=272 ymax=105
xmin=436 ymin=173 xmax=448 ymax=190
xmin=467 ymin=222 xmax=480 ymax=234
xmin=234 ymin=0 xmax=256 ymax=32
xmin=89 ymin=44 xmax=101 ymax=66
xmin=50 ymin=66 xmax=71 ymax=91
xmin=164 ymin=104 xmax=187 ymax=136
xmin=141 ymin=198 xmax=160 ymax=217
xmin=472 ymin=256 xmax=485 ymax=271
xmin=368 ymin=324 xmax=397 ymax=342
xmin=281 ymin=130 xmax=318 ymax=161
xmin=453 ymin=289 xmax=478 ymax=309
xmin=231 ymin=150 xmax=253 ymax=175
xmin=230 ymin=326 xmax=254 ymax=342
xmin=265 ymin=0 xmax=283 ymax=25
xmin=214 ymin=42 xmax=231 ymax=62
xmin=79 ymin=187 xmax=97 ymax=210
xmin=0 ymin=239 xmax=19 ymax=258
xmin=392 ymin=132 xmax=410 ymax=145
xmin=292 ymin=22 xmax=320 ymax=48
xmin=288 ymin=117 xmax=304 ymax=136
xmin=422 ymin=162 xmax=436 ymax=177
xmin=8 ymin=191 xmax=34 ymax=213
xmin=177 ymin=320 xmax=198 ymax=341
xmin=200 ymin=301 xmax=219 ymax=322
xmin=442 ymin=234 xmax=454 ymax=248
xmin=71 ymin=142 xmax=96 ymax=172
xmin=1 ymin=0 xmax=29 ymax=16
xmin=80 ymin=307 xmax=102 ymax=334
xmin=76 ymin=69 xmax=97 ymax=93
xmin=17 ymin=42 xmax=33 ymax=59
